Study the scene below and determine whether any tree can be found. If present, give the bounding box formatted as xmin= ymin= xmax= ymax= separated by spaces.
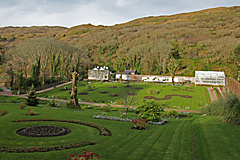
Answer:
xmin=70 ymin=72 xmax=80 ymax=107
xmin=168 ymin=58 xmax=179 ymax=85
xmin=114 ymin=56 xmax=128 ymax=82
xmin=136 ymin=100 xmax=164 ymax=122
xmin=17 ymin=72 xmax=23 ymax=95
xmin=6 ymin=64 xmax=14 ymax=88
xmin=119 ymin=85 xmax=137 ymax=113
xmin=25 ymin=85 xmax=39 ymax=106
xmin=234 ymin=44 xmax=240 ymax=69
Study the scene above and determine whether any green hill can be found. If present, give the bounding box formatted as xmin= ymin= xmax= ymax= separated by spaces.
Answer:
xmin=0 ymin=6 xmax=240 ymax=81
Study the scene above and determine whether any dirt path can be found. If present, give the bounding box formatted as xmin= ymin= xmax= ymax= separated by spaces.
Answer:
xmin=207 ymin=87 xmax=218 ymax=102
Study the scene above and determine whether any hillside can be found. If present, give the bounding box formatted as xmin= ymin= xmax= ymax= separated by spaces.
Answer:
xmin=1 ymin=6 xmax=240 ymax=80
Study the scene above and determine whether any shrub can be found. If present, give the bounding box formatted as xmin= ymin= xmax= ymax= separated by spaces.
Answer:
xmin=69 ymin=149 xmax=99 ymax=160
xmin=64 ymin=102 xmax=81 ymax=109
xmin=25 ymin=85 xmax=39 ymax=106
xmin=86 ymin=84 xmax=93 ymax=91
xmin=27 ymin=108 xmax=37 ymax=115
xmin=47 ymin=99 xmax=60 ymax=107
xmin=0 ymin=110 xmax=7 ymax=117
xmin=201 ymin=94 xmax=240 ymax=124
xmin=133 ymin=119 xmax=147 ymax=129
xmin=167 ymin=110 xmax=179 ymax=118
xmin=137 ymin=100 xmax=164 ymax=122
xmin=18 ymin=103 xmax=27 ymax=110
xmin=147 ymin=89 xmax=159 ymax=95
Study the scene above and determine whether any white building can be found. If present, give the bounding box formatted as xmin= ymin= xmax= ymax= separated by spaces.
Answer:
xmin=88 ymin=66 xmax=110 ymax=80
xmin=141 ymin=76 xmax=195 ymax=83
xmin=195 ymin=71 xmax=225 ymax=86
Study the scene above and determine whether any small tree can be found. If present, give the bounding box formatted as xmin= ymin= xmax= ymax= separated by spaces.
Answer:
xmin=119 ymin=85 xmax=137 ymax=113
xmin=137 ymin=100 xmax=164 ymax=122
xmin=25 ymin=85 xmax=39 ymax=106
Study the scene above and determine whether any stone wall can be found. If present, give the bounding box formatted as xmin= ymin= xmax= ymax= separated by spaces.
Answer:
xmin=226 ymin=77 xmax=240 ymax=98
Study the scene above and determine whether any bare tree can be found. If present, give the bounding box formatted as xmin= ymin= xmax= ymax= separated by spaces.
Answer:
xmin=168 ymin=58 xmax=179 ymax=85
xmin=119 ymin=85 xmax=137 ymax=113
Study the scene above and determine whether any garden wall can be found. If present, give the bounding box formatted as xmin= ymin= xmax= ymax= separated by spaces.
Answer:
xmin=226 ymin=77 xmax=240 ymax=98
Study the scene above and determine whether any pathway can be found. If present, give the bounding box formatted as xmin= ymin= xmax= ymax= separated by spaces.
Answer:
xmin=207 ymin=87 xmax=218 ymax=102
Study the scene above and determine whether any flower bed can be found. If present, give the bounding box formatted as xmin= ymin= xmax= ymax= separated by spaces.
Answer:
xmin=0 ymin=140 xmax=94 ymax=153
xmin=16 ymin=125 xmax=71 ymax=137
xmin=92 ymin=115 xmax=167 ymax=125
xmin=13 ymin=119 xmax=111 ymax=136
xmin=0 ymin=110 xmax=7 ymax=117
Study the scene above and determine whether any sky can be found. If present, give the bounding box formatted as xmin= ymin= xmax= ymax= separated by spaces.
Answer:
xmin=0 ymin=0 xmax=239 ymax=28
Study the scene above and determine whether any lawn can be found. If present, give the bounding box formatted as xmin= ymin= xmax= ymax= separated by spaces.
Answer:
xmin=0 ymin=103 xmax=239 ymax=160
xmin=37 ymin=81 xmax=208 ymax=111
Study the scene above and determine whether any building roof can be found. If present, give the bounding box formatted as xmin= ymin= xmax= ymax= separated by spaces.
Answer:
xmin=117 ymin=70 xmax=137 ymax=75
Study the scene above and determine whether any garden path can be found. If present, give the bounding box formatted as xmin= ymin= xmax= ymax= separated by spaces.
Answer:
xmin=207 ymin=87 xmax=218 ymax=102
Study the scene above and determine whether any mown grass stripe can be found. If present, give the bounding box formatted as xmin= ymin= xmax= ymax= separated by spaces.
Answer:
xmin=107 ymin=128 xmax=156 ymax=160
xmin=162 ymin=119 xmax=188 ymax=160
xmin=126 ymin=125 xmax=169 ymax=160
xmin=142 ymin=121 xmax=180 ymax=160
xmin=178 ymin=118 xmax=195 ymax=160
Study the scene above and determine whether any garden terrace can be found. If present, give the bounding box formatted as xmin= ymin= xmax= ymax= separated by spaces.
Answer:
xmin=37 ymin=81 xmax=209 ymax=111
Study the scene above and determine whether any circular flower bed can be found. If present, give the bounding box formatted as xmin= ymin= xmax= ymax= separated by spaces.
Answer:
xmin=109 ymin=93 xmax=119 ymax=97
xmin=109 ymin=86 xmax=117 ymax=88
xmin=0 ymin=119 xmax=112 ymax=153
xmin=124 ymin=85 xmax=132 ymax=87
xmin=134 ymin=87 xmax=144 ymax=90
xmin=77 ymin=92 xmax=89 ymax=95
xmin=16 ymin=125 xmax=71 ymax=137
xmin=144 ymin=94 xmax=192 ymax=100
xmin=60 ymin=89 xmax=71 ymax=91
xmin=127 ymin=93 xmax=137 ymax=96
xmin=99 ymin=91 xmax=109 ymax=94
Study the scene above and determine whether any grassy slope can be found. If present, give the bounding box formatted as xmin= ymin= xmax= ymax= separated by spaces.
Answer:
xmin=37 ymin=82 xmax=208 ymax=110
xmin=0 ymin=103 xmax=240 ymax=160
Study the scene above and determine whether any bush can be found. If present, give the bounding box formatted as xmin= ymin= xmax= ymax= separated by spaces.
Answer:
xmin=47 ymin=99 xmax=60 ymax=107
xmin=63 ymin=102 xmax=81 ymax=109
xmin=167 ymin=110 xmax=179 ymax=118
xmin=27 ymin=108 xmax=37 ymax=115
xmin=147 ymin=89 xmax=159 ymax=95
xmin=201 ymin=94 xmax=240 ymax=124
xmin=137 ymin=100 xmax=164 ymax=122
xmin=133 ymin=119 xmax=147 ymax=129
xmin=0 ymin=110 xmax=7 ymax=117
xmin=18 ymin=103 xmax=27 ymax=110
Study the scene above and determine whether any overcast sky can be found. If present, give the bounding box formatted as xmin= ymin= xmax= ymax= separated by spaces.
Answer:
xmin=0 ymin=0 xmax=239 ymax=28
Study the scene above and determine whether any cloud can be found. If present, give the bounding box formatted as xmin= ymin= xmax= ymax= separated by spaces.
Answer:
xmin=0 ymin=0 xmax=239 ymax=27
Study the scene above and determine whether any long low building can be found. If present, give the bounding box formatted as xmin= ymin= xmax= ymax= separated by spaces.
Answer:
xmin=115 ymin=70 xmax=226 ymax=86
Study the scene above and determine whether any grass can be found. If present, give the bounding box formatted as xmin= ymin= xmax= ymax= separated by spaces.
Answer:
xmin=0 ymin=102 xmax=240 ymax=160
xmin=37 ymin=81 xmax=208 ymax=111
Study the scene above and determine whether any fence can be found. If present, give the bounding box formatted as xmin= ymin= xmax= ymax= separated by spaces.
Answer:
xmin=226 ymin=77 xmax=240 ymax=98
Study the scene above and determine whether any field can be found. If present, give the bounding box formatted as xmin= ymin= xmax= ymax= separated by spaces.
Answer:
xmin=37 ymin=81 xmax=209 ymax=111
xmin=0 ymin=102 xmax=240 ymax=160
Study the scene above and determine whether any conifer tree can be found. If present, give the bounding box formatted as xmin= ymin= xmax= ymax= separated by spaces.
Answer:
xmin=26 ymin=85 xmax=39 ymax=106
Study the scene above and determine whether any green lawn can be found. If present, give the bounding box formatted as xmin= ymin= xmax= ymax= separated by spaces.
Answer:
xmin=37 ymin=81 xmax=208 ymax=111
xmin=0 ymin=103 xmax=239 ymax=160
